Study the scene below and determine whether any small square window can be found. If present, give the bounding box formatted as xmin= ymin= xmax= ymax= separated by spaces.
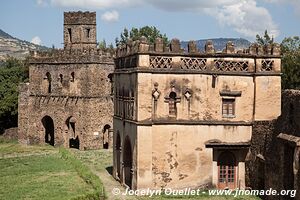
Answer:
xmin=222 ymin=98 xmax=235 ymax=117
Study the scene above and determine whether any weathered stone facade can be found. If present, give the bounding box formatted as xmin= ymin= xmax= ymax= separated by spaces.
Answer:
xmin=18 ymin=12 xmax=114 ymax=150
xmin=112 ymin=38 xmax=282 ymax=190
xmin=248 ymin=90 xmax=300 ymax=200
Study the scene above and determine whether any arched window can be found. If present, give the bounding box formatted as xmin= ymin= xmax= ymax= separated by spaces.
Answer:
xmin=59 ymin=74 xmax=63 ymax=84
xmin=70 ymin=72 xmax=75 ymax=82
xmin=169 ymin=91 xmax=177 ymax=117
xmin=218 ymin=151 xmax=237 ymax=189
xmin=45 ymin=72 xmax=52 ymax=93
xmin=103 ymin=124 xmax=111 ymax=149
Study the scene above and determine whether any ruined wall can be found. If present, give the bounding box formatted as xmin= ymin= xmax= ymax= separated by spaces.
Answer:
xmin=18 ymin=50 xmax=114 ymax=150
xmin=18 ymin=11 xmax=114 ymax=150
xmin=249 ymin=90 xmax=300 ymax=200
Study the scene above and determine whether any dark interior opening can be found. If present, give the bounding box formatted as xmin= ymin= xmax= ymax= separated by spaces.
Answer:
xmin=42 ymin=116 xmax=55 ymax=146
xmin=68 ymin=28 xmax=72 ymax=42
xmin=123 ymin=137 xmax=132 ymax=188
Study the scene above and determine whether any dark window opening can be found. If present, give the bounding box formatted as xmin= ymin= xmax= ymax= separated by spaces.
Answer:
xmin=59 ymin=74 xmax=63 ymax=84
xmin=222 ymin=98 xmax=235 ymax=117
xmin=71 ymin=72 xmax=75 ymax=82
xmin=169 ymin=92 xmax=177 ymax=117
xmin=103 ymin=124 xmax=111 ymax=149
xmin=86 ymin=28 xmax=91 ymax=38
xmin=68 ymin=28 xmax=72 ymax=43
xmin=46 ymin=72 xmax=52 ymax=93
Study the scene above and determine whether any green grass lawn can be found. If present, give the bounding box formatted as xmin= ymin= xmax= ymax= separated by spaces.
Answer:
xmin=0 ymin=139 xmax=95 ymax=200
xmin=0 ymin=137 xmax=260 ymax=200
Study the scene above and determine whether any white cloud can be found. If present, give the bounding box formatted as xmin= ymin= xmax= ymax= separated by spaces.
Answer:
xmin=207 ymin=0 xmax=279 ymax=38
xmin=50 ymin=0 xmax=140 ymax=9
xmin=47 ymin=0 xmax=280 ymax=39
xmin=36 ymin=0 xmax=47 ymax=6
xmin=101 ymin=10 xmax=119 ymax=22
xmin=31 ymin=36 xmax=42 ymax=45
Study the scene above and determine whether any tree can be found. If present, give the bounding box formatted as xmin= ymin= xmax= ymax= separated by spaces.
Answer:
xmin=281 ymin=36 xmax=300 ymax=89
xmin=98 ymin=39 xmax=107 ymax=50
xmin=0 ymin=57 xmax=29 ymax=133
xmin=115 ymin=26 xmax=169 ymax=46
xmin=256 ymin=30 xmax=274 ymax=45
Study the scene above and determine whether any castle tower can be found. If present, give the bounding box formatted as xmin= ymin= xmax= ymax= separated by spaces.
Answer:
xmin=18 ymin=11 xmax=114 ymax=151
xmin=63 ymin=11 xmax=97 ymax=49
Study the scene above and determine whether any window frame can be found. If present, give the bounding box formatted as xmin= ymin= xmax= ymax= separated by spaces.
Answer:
xmin=222 ymin=98 xmax=236 ymax=118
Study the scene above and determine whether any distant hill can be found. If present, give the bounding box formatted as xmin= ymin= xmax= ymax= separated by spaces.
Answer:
xmin=0 ymin=29 xmax=49 ymax=60
xmin=181 ymin=38 xmax=251 ymax=52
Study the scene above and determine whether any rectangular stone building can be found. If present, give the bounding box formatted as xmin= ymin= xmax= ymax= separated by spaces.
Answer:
xmin=112 ymin=38 xmax=282 ymax=190
xmin=18 ymin=12 xmax=114 ymax=150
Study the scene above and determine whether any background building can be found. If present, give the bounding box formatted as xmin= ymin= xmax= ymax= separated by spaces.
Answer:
xmin=18 ymin=12 xmax=114 ymax=150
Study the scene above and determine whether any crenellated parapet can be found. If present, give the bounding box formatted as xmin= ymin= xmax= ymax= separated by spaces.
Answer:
xmin=64 ymin=11 xmax=96 ymax=25
xmin=115 ymin=37 xmax=281 ymax=74
xmin=29 ymin=48 xmax=114 ymax=64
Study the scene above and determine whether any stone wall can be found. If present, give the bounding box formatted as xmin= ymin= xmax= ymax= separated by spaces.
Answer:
xmin=18 ymin=11 xmax=114 ymax=150
xmin=249 ymin=90 xmax=300 ymax=200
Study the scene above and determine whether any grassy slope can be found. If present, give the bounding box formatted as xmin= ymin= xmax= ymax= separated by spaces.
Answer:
xmin=0 ymin=141 xmax=94 ymax=200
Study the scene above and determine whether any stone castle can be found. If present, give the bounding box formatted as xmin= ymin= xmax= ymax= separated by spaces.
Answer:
xmin=18 ymin=12 xmax=114 ymax=150
xmin=17 ymin=11 xmax=300 ymax=199
xmin=112 ymin=36 xmax=281 ymax=190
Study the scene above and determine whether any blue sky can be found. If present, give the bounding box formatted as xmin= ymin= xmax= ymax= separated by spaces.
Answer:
xmin=0 ymin=0 xmax=299 ymax=48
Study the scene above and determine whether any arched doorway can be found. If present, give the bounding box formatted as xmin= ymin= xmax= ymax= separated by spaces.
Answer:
xmin=217 ymin=151 xmax=237 ymax=189
xmin=103 ymin=124 xmax=111 ymax=149
xmin=116 ymin=133 xmax=121 ymax=179
xmin=66 ymin=116 xmax=79 ymax=149
xmin=123 ymin=136 xmax=132 ymax=188
xmin=42 ymin=116 xmax=54 ymax=146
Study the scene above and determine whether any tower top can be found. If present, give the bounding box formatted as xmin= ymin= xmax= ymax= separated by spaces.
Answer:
xmin=64 ymin=11 xmax=96 ymax=25
xmin=63 ymin=11 xmax=97 ymax=49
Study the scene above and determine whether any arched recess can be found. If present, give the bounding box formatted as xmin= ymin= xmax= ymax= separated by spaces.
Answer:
xmin=42 ymin=116 xmax=55 ymax=146
xmin=103 ymin=124 xmax=111 ymax=149
xmin=217 ymin=151 xmax=237 ymax=189
xmin=116 ymin=132 xmax=121 ymax=179
xmin=168 ymin=91 xmax=177 ymax=117
xmin=66 ymin=116 xmax=79 ymax=149
xmin=44 ymin=72 xmax=52 ymax=93
xmin=123 ymin=136 xmax=133 ymax=188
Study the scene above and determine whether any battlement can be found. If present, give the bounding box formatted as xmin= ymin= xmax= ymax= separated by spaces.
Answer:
xmin=29 ymin=48 xmax=114 ymax=64
xmin=116 ymin=37 xmax=281 ymax=58
xmin=115 ymin=37 xmax=281 ymax=74
xmin=64 ymin=11 xmax=96 ymax=25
